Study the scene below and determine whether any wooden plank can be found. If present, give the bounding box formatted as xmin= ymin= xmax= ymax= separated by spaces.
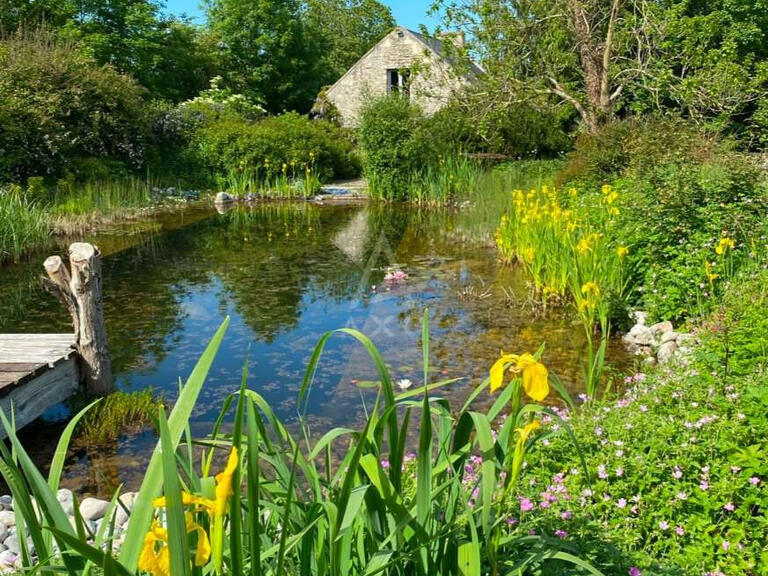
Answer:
xmin=0 ymin=363 xmax=46 ymax=372
xmin=0 ymin=334 xmax=76 ymax=366
xmin=0 ymin=357 xmax=80 ymax=438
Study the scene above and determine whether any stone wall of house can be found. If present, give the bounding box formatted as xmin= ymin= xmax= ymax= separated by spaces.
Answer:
xmin=326 ymin=27 xmax=467 ymax=126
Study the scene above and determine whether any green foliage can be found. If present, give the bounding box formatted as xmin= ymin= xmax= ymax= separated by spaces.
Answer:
xmin=358 ymin=96 xmax=446 ymax=199
xmin=0 ymin=315 xmax=600 ymax=576
xmin=0 ymin=185 xmax=50 ymax=264
xmin=430 ymin=97 xmax=574 ymax=159
xmin=513 ymin=360 xmax=768 ymax=575
xmin=0 ymin=28 xmax=149 ymax=182
xmin=77 ymin=389 xmax=161 ymax=444
xmin=205 ymin=0 xmax=317 ymax=113
xmin=699 ymin=266 xmax=768 ymax=376
xmin=195 ymin=113 xmax=360 ymax=187
xmin=558 ymin=117 xmax=768 ymax=322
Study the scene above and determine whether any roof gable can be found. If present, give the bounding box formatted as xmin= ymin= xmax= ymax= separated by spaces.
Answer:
xmin=326 ymin=26 xmax=482 ymax=94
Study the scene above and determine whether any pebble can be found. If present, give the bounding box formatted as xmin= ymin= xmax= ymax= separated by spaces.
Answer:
xmin=4 ymin=535 xmax=32 ymax=556
xmin=660 ymin=331 xmax=678 ymax=344
xmin=0 ymin=526 xmax=7 ymax=544
xmin=57 ymin=489 xmax=74 ymax=516
xmin=0 ymin=512 xmax=14 ymax=527
xmin=79 ymin=498 xmax=109 ymax=521
xmin=0 ymin=550 xmax=15 ymax=568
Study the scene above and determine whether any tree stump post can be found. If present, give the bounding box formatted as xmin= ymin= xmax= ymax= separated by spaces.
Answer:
xmin=43 ymin=242 xmax=113 ymax=395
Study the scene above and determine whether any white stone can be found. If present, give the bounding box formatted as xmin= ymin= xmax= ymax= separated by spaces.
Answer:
xmin=3 ymin=535 xmax=31 ymax=556
xmin=0 ymin=526 xmax=7 ymax=544
xmin=0 ymin=550 xmax=15 ymax=567
xmin=0 ymin=497 xmax=11 ymax=509
xmin=79 ymin=498 xmax=109 ymax=521
xmin=627 ymin=324 xmax=653 ymax=346
xmin=633 ymin=311 xmax=648 ymax=326
xmin=657 ymin=341 xmax=678 ymax=364
xmin=649 ymin=321 xmax=674 ymax=335
xmin=0 ymin=512 xmax=14 ymax=528
xmin=660 ymin=331 xmax=678 ymax=344
xmin=214 ymin=191 xmax=234 ymax=204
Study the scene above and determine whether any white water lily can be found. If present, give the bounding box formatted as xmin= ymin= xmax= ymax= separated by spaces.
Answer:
xmin=396 ymin=378 xmax=413 ymax=391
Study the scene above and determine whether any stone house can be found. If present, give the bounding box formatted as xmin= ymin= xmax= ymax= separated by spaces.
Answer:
xmin=321 ymin=27 xmax=482 ymax=126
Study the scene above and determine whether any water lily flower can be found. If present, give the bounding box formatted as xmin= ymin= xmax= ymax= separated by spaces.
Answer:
xmin=489 ymin=353 xmax=549 ymax=400
xmin=396 ymin=378 xmax=413 ymax=390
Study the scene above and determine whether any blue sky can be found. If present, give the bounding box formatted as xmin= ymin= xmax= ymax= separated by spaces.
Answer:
xmin=163 ymin=0 xmax=440 ymax=30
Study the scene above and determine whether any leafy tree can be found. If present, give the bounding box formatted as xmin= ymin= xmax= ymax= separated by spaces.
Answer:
xmin=205 ymin=0 xmax=317 ymax=113
xmin=433 ymin=0 xmax=654 ymax=133
xmin=1 ymin=0 xmax=215 ymax=102
xmin=0 ymin=28 xmax=148 ymax=181
xmin=305 ymin=0 xmax=395 ymax=87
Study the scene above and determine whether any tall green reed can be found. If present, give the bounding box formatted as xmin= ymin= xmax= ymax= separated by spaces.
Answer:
xmin=0 ymin=312 xmax=600 ymax=576
xmin=0 ymin=185 xmax=50 ymax=264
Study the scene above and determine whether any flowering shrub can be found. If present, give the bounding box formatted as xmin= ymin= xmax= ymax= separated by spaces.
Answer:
xmin=505 ymin=358 xmax=768 ymax=575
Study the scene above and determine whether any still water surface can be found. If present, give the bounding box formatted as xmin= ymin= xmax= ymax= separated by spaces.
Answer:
xmin=0 ymin=202 xmax=628 ymax=495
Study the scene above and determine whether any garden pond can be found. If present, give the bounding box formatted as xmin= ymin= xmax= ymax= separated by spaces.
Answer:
xmin=0 ymin=201 xmax=630 ymax=496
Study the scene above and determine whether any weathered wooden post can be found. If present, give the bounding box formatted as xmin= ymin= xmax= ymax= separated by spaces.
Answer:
xmin=43 ymin=242 xmax=113 ymax=395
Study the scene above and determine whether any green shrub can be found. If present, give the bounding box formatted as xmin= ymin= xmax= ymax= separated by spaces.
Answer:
xmin=195 ymin=112 xmax=360 ymax=186
xmin=557 ymin=116 xmax=768 ymax=322
xmin=0 ymin=27 xmax=150 ymax=182
xmin=358 ymin=96 xmax=440 ymax=199
xmin=426 ymin=99 xmax=573 ymax=159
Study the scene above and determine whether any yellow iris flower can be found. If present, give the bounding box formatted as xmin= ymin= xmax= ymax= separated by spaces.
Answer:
xmin=152 ymin=447 xmax=239 ymax=518
xmin=515 ymin=420 xmax=541 ymax=444
xmin=490 ymin=353 xmax=549 ymax=401
xmin=138 ymin=513 xmax=210 ymax=576
xmin=617 ymin=245 xmax=629 ymax=258
xmin=715 ymin=237 xmax=735 ymax=255
xmin=581 ymin=282 xmax=600 ymax=297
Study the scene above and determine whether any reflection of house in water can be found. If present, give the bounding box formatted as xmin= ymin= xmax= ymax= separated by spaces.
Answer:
xmin=319 ymin=27 xmax=483 ymax=126
xmin=332 ymin=209 xmax=370 ymax=264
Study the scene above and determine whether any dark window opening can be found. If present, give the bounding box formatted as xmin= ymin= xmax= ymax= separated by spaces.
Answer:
xmin=387 ymin=68 xmax=411 ymax=98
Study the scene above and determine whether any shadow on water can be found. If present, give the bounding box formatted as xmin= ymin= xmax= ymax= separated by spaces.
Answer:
xmin=0 ymin=201 xmax=631 ymax=496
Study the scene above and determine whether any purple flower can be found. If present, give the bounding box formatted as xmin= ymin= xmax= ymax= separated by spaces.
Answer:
xmin=539 ymin=500 xmax=551 ymax=509
xmin=672 ymin=467 xmax=683 ymax=479
xmin=616 ymin=467 xmax=624 ymax=477
xmin=519 ymin=497 xmax=534 ymax=512
xmin=658 ymin=521 xmax=669 ymax=530
xmin=676 ymin=491 xmax=687 ymax=501
xmin=505 ymin=517 xmax=518 ymax=525
xmin=380 ymin=459 xmax=390 ymax=470
xmin=749 ymin=476 xmax=761 ymax=486
xmin=731 ymin=466 xmax=741 ymax=474
xmin=561 ymin=510 xmax=572 ymax=520
xmin=555 ymin=529 xmax=568 ymax=539
xmin=628 ymin=567 xmax=642 ymax=576
xmin=699 ymin=480 xmax=709 ymax=491
xmin=598 ymin=465 xmax=608 ymax=479
xmin=722 ymin=540 xmax=731 ymax=551
xmin=723 ymin=502 xmax=735 ymax=512
xmin=594 ymin=426 xmax=603 ymax=437
xmin=675 ymin=526 xmax=685 ymax=536
xmin=617 ymin=498 xmax=627 ymax=509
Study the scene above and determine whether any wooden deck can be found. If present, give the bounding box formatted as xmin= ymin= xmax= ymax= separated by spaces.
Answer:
xmin=0 ymin=334 xmax=80 ymax=435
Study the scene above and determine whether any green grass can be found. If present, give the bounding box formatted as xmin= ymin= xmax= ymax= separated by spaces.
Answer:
xmin=0 ymin=185 xmax=50 ymax=264
xmin=50 ymin=177 xmax=153 ymax=217
xmin=76 ymin=389 xmax=161 ymax=444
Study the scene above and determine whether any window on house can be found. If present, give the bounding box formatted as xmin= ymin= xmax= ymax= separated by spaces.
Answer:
xmin=387 ymin=68 xmax=411 ymax=98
